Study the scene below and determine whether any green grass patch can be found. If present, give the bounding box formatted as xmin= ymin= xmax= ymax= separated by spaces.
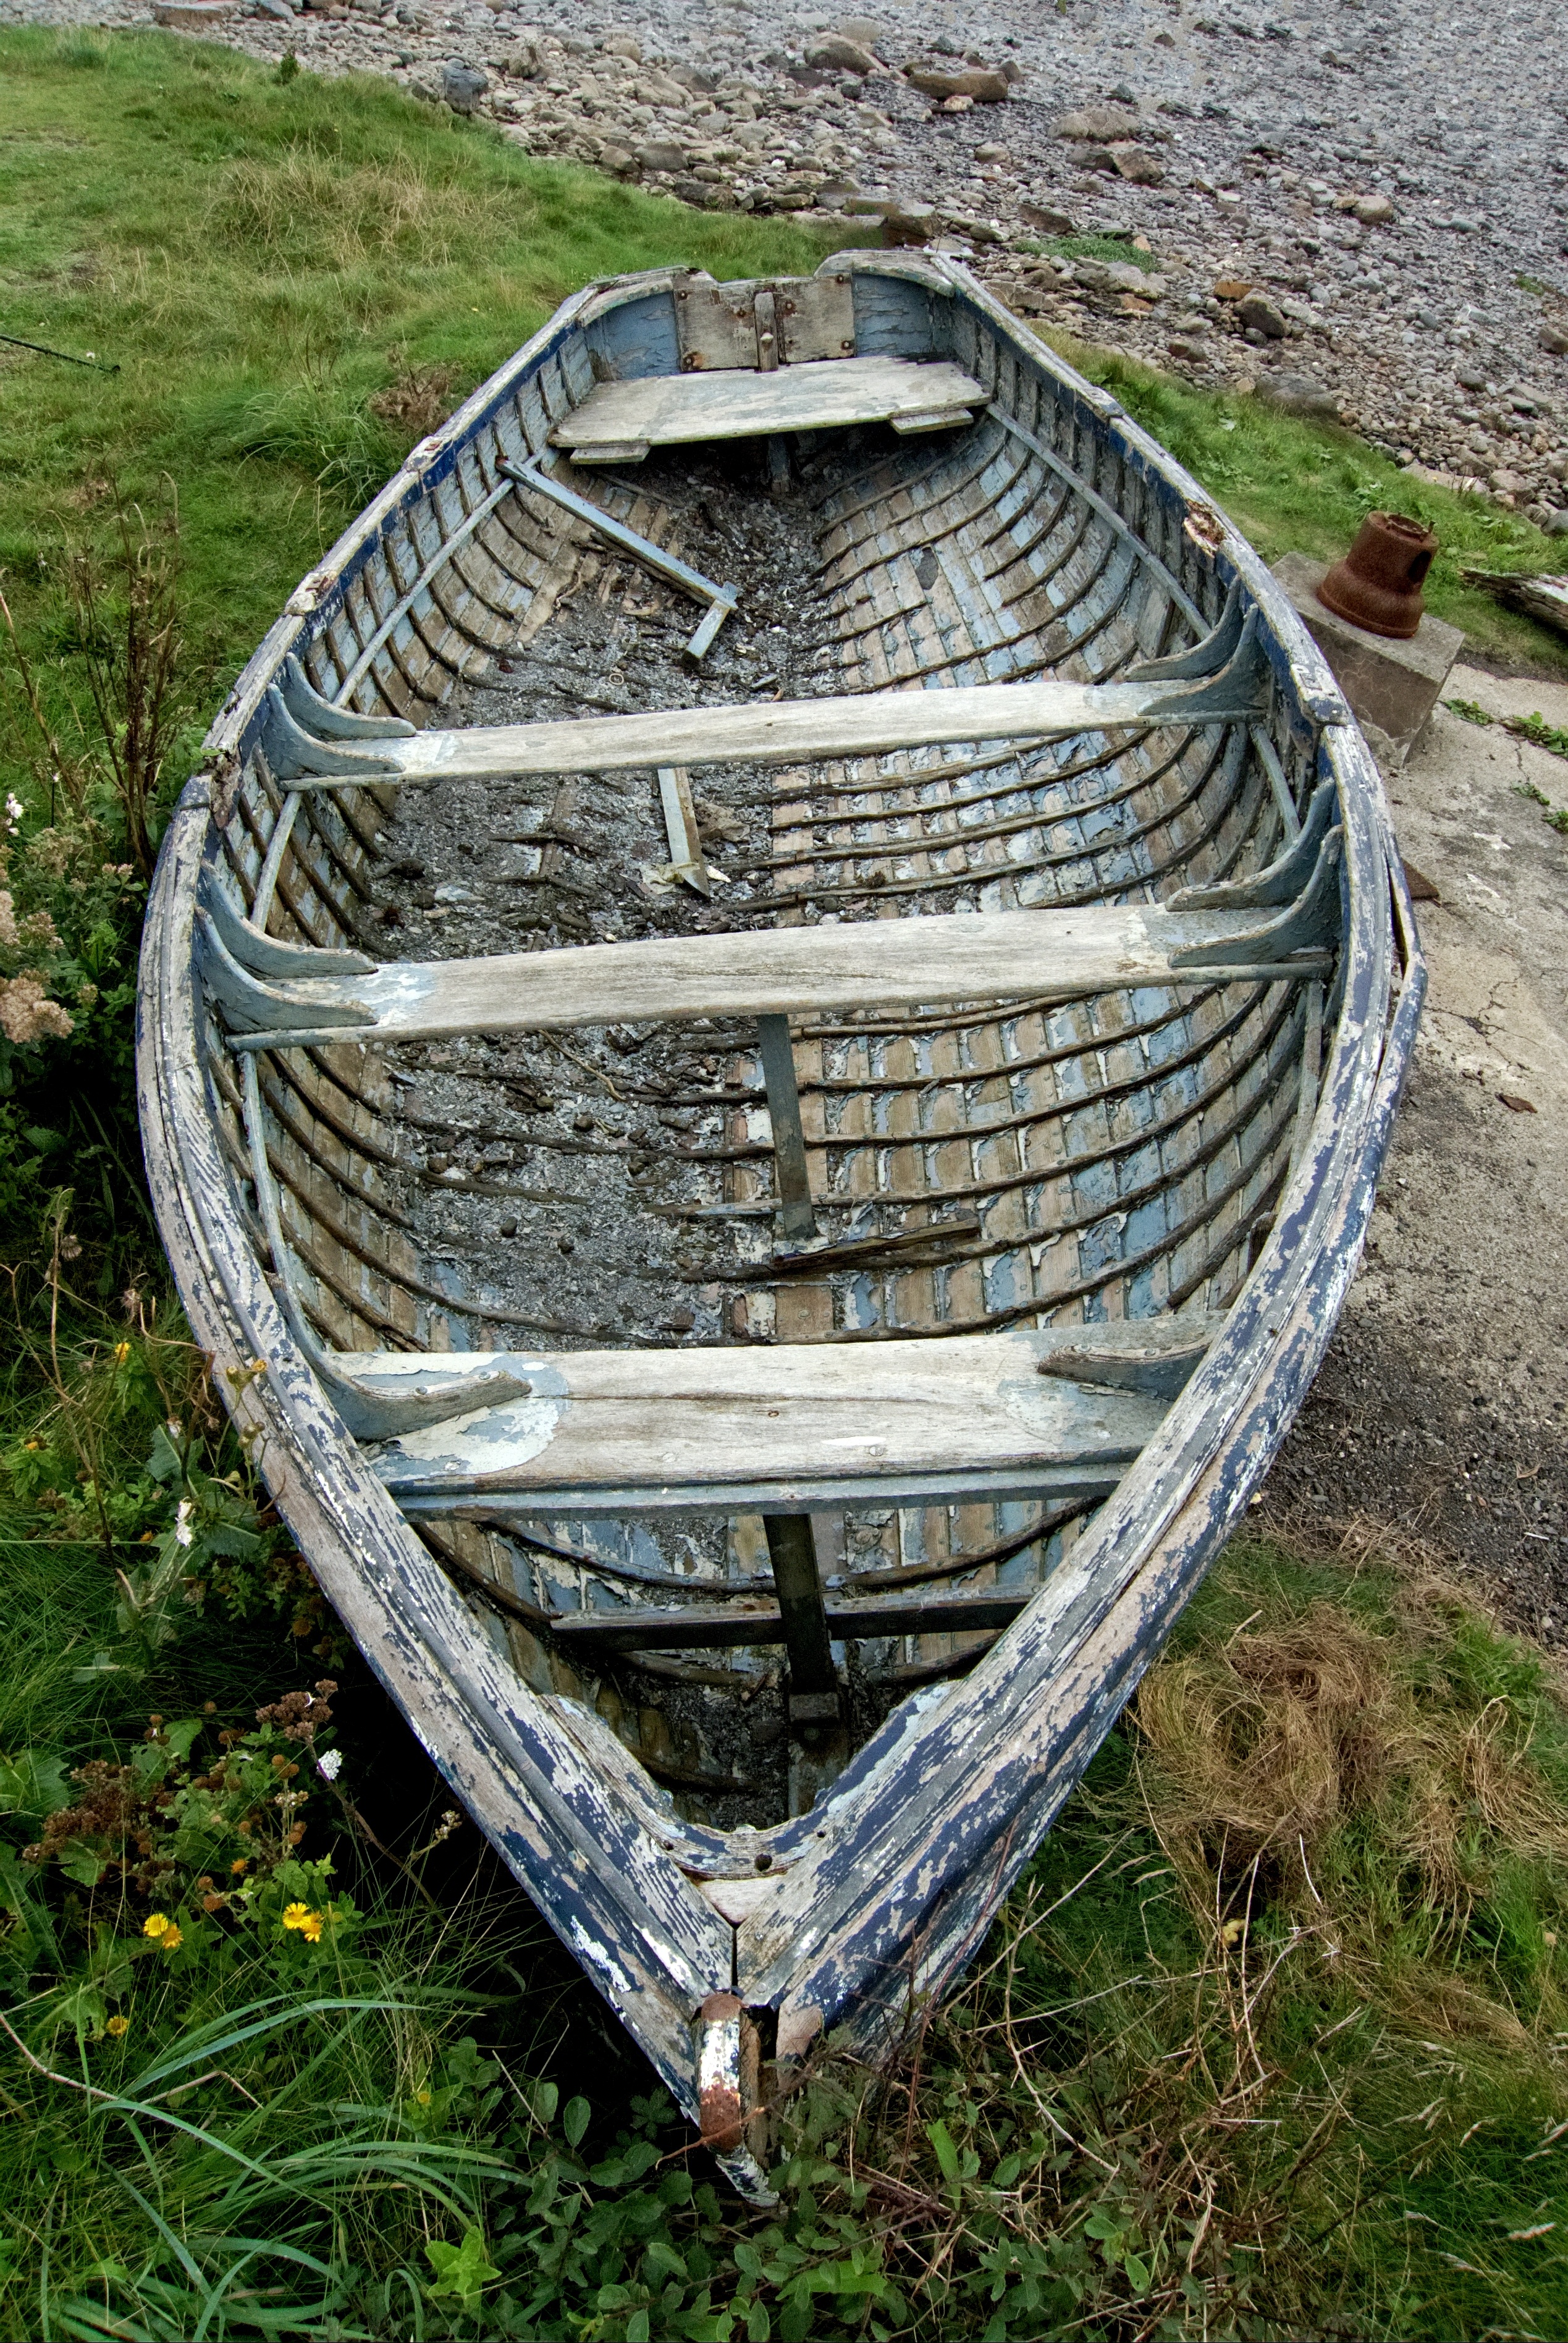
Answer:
xmin=0 ymin=23 xmax=846 ymax=767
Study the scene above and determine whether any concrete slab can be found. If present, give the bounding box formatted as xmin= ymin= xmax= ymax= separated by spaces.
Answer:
xmin=1272 ymin=550 xmax=1465 ymax=764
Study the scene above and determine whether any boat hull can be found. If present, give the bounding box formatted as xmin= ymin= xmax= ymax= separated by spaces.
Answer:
xmin=138 ymin=255 xmax=1423 ymax=2166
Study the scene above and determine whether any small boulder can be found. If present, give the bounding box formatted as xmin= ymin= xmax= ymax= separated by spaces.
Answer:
xmin=1109 ymin=142 xmax=1165 ymax=185
xmin=1237 ymin=293 xmax=1288 ymax=339
xmin=440 ymin=60 xmax=489 ymax=112
xmin=1105 ymin=260 xmax=1161 ymax=296
xmin=635 ymin=139 xmax=688 ymax=175
xmin=908 ymin=64 xmax=1011 ymax=103
xmin=600 ymin=33 xmax=641 ymax=59
xmin=1168 ymin=337 xmax=1208 ymax=366
xmin=598 ymin=142 xmax=636 ymax=175
xmin=1019 ymin=198 xmax=1076 ymax=234
xmin=1543 ymin=509 xmax=1568 ymax=536
xmin=1352 ymin=193 xmax=1396 ymax=226
xmin=806 ymin=33 xmax=880 ymax=74
xmin=1056 ymin=104 xmax=1142 ymax=142
xmin=835 ymin=16 xmax=883 ymax=45
xmin=880 ymin=198 xmax=938 ymax=247
xmin=1542 ymin=324 xmax=1568 ymax=357
xmin=938 ymin=209 xmax=1004 ymax=245
xmin=1262 ymin=373 xmax=1341 ymax=419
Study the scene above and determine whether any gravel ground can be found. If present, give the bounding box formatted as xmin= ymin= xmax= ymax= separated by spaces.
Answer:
xmin=5 ymin=0 xmax=1567 ymax=525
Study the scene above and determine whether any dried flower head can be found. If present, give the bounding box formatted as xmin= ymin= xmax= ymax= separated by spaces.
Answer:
xmin=0 ymin=972 xmax=72 ymax=1045
xmin=106 ymin=2014 xmax=129 ymax=2038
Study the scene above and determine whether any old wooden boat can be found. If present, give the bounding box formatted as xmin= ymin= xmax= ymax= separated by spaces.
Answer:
xmin=138 ymin=253 xmax=1423 ymax=2190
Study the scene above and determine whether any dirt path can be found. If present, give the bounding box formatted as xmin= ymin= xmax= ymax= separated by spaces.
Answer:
xmin=1265 ymin=666 xmax=1568 ymax=1637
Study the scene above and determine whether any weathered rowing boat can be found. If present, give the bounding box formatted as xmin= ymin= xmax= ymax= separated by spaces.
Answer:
xmin=138 ymin=253 xmax=1424 ymax=2190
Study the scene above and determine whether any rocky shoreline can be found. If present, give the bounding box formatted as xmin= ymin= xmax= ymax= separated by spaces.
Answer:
xmin=6 ymin=0 xmax=1567 ymax=527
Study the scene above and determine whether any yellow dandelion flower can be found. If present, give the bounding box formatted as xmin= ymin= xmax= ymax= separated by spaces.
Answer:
xmin=113 ymin=1341 xmax=131 ymax=1365
xmin=298 ymin=1912 xmax=324 ymax=1943
xmin=158 ymin=1925 xmax=183 ymax=1954
xmin=106 ymin=2014 xmax=129 ymax=2038
xmin=281 ymin=1901 xmax=313 ymax=1932
xmin=143 ymin=1912 xmax=172 ymax=1940
xmin=230 ymin=1857 xmax=250 ymax=1875
xmin=415 ymin=2089 xmax=432 ymax=2107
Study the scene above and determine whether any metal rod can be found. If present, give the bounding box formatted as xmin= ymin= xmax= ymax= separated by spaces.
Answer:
xmin=501 ymin=457 xmax=738 ymax=659
xmin=755 ymin=1013 xmax=816 ymax=1243
xmin=763 ymin=1515 xmax=838 ymax=1713
xmin=0 ymin=331 xmax=118 ymax=374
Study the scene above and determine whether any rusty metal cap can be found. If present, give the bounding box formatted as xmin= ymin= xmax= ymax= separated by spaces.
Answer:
xmin=1317 ymin=511 xmax=1438 ymax=641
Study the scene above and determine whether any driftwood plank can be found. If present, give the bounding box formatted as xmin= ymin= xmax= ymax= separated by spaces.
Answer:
xmin=552 ymin=355 xmax=982 ymax=451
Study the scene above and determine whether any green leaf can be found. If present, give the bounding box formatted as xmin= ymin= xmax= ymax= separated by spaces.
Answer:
xmin=927 ymin=2119 xmax=961 ymax=2186
xmin=991 ymin=2153 xmax=1023 ymax=2189
xmin=563 ymin=2094 xmax=591 ymax=2148
xmin=424 ymin=2226 xmax=500 ymax=2311
xmin=0 ymin=1748 xmax=68 ymax=1820
xmin=1124 ymin=2250 xmax=1152 ymax=2290
xmin=626 ymin=2313 xmax=651 ymax=2343
xmin=531 ymin=2078 xmax=559 ymax=2124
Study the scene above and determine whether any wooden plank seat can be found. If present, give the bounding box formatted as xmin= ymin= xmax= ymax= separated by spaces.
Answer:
xmin=256 ymin=625 xmax=1274 ymax=792
xmin=314 ymin=1318 xmax=1223 ymax=1515
xmin=203 ymin=810 xmax=1341 ymax=1050
xmin=548 ymin=355 xmax=986 ymax=465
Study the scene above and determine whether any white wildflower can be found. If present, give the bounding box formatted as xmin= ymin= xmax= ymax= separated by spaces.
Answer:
xmin=4 ymin=795 xmax=22 ymax=837
xmin=174 ymin=1498 xmax=194 ymax=1549
xmin=316 ymin=1749 xmax=342 ymax=1783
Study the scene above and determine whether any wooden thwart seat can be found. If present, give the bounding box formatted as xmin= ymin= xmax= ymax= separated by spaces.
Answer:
xmin=259 ymin=659 xmax=1270 ymax=793
xmin=327 ymin=1319 xmax=1221 ymax=1514
xmin=206 ymin=863 xmax=1339 ymax=1051
xmin=549 ymin=355 xmax=985 ymax=464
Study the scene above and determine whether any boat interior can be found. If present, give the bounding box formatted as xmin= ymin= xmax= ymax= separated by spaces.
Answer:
xmin=200 ymin=257 xmax=1344 ymax=1829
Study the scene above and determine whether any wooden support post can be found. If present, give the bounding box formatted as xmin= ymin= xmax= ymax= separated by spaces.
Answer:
xmin=764 ymin=1514 xmax=838 ymax=1726
xmin=756 ymin=1013 xmax=817 ymax=1244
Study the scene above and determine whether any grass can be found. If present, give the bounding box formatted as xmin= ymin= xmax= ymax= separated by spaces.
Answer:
xmin=4 ymin=27 xmax=1568 ymax=2337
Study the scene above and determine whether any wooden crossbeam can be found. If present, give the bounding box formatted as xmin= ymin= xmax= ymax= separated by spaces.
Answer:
xmin=329 ymin=1320 xmax=1220 ymax=1514
xmin=211 ymin=885 xmax=1336 ymax=1052
xmin=266 ymin=670 xmax=1266 ymax=793
xmin=544 ymin=1585 xmax=1032 ymax=1655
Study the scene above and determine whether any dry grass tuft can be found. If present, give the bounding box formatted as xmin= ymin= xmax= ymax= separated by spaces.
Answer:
xmin=1134 ymin=1576 xmax=1568 ymax=1923
xmin=369 ymin=360 xmax=462 ymax=434
xmin=206 ymin=152 xmax=531 ymax=271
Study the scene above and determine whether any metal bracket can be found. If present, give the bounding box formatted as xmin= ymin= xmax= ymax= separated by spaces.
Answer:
xmin=696 ymin=1993 xmax=777 ymax=2206
xmin=500 ymin=457 xmax=739 ymax=661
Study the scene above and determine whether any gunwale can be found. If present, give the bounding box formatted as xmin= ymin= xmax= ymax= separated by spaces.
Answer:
xmin=137 ymin=253 xmax=1423 ymax=2152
